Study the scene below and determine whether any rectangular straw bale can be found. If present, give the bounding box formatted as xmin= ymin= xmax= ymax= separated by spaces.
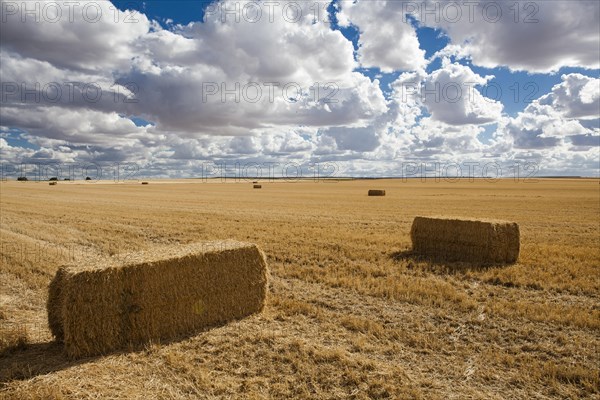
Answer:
xmin=47 ymin=241 xmax=268 ymax=358
xmin=368 ymin=190 xmax=386 ymax=196
xmin=410 ymin=216 xmax=519 ymax=264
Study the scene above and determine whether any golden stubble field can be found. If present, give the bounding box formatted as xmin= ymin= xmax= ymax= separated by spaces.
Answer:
xmin=0 ymin=178 xmax=599 ymax=399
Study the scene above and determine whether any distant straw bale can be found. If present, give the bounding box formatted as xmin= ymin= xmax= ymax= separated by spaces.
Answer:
xmin=410 ymin=216 xmax=519 ymax=264
xmin=253 ymin=185 xmax=262 ymax=189
xmin=49 ymin=182 xmax=57 ymax=186
xmin=368 ymin=190 xmax=386 ymax=196
xmin=47 ymin=241 xmax=269 ymax=358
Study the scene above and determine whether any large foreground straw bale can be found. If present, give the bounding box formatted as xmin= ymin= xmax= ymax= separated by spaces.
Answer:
xmin=47 ymin=241 xmax=268 ymax=358
xmin=410 ymin=216 xmax=519 ymax=264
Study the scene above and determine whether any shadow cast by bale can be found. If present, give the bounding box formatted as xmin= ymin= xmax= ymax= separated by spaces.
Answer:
xmin=0 ymin=341 xmax=87 ymax=383
xmin=389 ymin=250 xmax=510 ymax=275
xmin=389 ymin=249 xmax=417 ymax=262
xmin=0 ymin=321 xmax=232 ymax=384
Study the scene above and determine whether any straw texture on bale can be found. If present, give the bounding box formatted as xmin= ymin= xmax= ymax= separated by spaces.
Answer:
xmin=368 ymin=190 xmax=386 ymax=196
xmin=253 ymin=185 xmax=262 ymax=189
xmin=47 ymin=241 xmax=269 ymax=358
xmin=47 ymin=268 xmax=68 ymax=340
xmin=410 ymin=216 xmax=520 ymax=264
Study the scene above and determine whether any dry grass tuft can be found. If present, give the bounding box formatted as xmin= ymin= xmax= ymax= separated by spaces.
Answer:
xmin=0 ymin=325 xmax=28 ymax=356
xmin=411 ymin=216 xmax=520 ymax=264
xmin=47 ymin=241 xmax=269 ymax=358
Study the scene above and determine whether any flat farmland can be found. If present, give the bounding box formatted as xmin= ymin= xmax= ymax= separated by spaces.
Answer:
xmin=0 ymin=178 xmax=598 ymax=399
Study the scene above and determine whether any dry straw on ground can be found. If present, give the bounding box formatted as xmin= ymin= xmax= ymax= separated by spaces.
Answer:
xmin=368 ymin=190 xmax=386 ymax=196
xmin=47 ymin=241 xmax=269 ymax=358
xmin=410 ymin=216 xmax=520 ymax=264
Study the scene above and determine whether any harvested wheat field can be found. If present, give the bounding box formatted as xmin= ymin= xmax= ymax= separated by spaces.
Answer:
xmin=0 ymin=178 xmax=599 ymax=399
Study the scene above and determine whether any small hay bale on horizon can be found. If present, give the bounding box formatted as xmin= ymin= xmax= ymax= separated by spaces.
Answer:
xmin=253 ymin=184 xmax=262 ymax=189
xmin=141 ymin=182 xmax=149 ymax=185
xmin=368 ymin=189 xmax=386 ymax=196
xmin=410 ymin=216 xmax=520 ymax=264
xmin=49 ymin=182 xmax=57 ymax=186
xmin=47 ymin=241 xmax=269 ymax=358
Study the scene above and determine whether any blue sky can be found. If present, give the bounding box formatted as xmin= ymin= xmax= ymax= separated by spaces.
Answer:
xmin=111 ymin=0 xmax=210 ymax=25
xmin=1 ymin=0 xmax=599 ymax=178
